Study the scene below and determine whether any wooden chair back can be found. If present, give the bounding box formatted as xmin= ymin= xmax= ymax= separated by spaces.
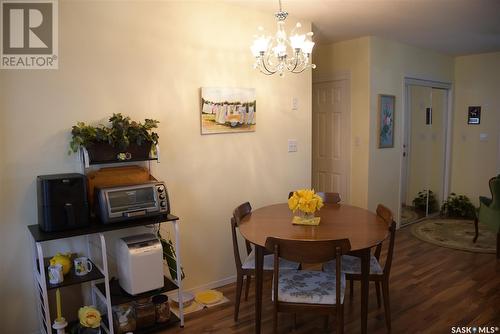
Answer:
xmin=231 ymin=202 xmax=253 ymax=272
xmin=374 ymin=204 xmax=396 ymax=277
xmin=233 ymin=202 xmax=252 ymax=226
xmin=288 ymin=191 xmax=341 ymax=204
xmin=265 ymin=237 xmax=351 ymax=309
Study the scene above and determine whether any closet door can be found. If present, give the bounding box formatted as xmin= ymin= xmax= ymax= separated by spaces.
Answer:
xmin=402 ymin=85 xmax=447 ymax=224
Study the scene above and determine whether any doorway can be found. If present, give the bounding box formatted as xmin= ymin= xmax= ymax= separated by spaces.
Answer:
xmin=312 ymin=78 xmax=350 ymax=203
xmin=400 ymin=78 xmax=452 ymax=226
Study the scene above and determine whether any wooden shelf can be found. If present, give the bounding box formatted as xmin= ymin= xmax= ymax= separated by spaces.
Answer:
xmin=27 ymin=214 xmax=179 ymax=242
xmin=96 ymin=276 xmax=178 ymax=306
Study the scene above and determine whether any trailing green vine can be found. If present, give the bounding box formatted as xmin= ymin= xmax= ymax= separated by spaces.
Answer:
xmin=69 ymin=113 xmax=159 ymax=154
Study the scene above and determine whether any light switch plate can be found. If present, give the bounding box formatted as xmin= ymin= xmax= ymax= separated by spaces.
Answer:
xmin=292 ymin=97 xmax=298 ymax=111
xmin=480 ymin=133 xmax=488 ymax=141
xmin=288 ymin=139 xmax=298 ymax=152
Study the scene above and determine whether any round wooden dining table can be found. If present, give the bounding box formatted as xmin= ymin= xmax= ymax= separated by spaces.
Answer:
xmin=239 ymin=203 xmax=389 ymax=334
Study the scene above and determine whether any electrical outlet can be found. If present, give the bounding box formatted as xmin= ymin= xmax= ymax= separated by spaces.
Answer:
xmin=288 ymin=139 xmax=298 ymax=152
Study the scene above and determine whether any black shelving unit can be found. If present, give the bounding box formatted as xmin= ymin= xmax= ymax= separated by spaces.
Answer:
xmin=40 ymin=258 xmax=104 ymax=290
xmin=100 ymin=312 xmax=180 ymax=334
xmin=28 ymin=214 xmax=179 ymax=242
xmin=96 ymin=276 xmax=178 ymax=306
xmin=29 ymin=214 xmax=185 ymax=334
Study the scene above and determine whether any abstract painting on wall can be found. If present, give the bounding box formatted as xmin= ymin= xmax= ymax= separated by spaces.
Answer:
xmin=200 ymin=87 xmax=256 ymax=134
xmin=378 ymin=94 xmax=395 ymax=148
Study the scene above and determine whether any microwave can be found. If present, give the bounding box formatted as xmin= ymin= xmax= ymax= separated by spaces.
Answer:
xmin=95 ymin=182 xmax=170 ymax=224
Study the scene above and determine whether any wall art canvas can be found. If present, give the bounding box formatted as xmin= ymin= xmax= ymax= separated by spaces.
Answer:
xmin=378 ymin=94 xmax=395 ymax=148
xmin=201 ymin=87 xmax=256 ymax=134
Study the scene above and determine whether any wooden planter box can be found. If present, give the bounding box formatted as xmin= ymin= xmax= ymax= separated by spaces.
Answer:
xmin=85 ymin=141 xmax=153 ymax=165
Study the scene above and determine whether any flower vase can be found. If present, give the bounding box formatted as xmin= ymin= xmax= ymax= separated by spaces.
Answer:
xmin=298 ymin=210 xmax=315 ymax=220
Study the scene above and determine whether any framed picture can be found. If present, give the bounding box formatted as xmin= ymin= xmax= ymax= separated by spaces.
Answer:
xmin=200 ymin=87 xmax=256 ymax=134
xmin=378 ymin=94 xmax=395 ymax=148
xmin=467 ymin=106 xmax=481 ymax=125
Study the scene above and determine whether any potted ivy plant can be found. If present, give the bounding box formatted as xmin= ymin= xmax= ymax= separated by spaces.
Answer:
xmin=69 ymin=114 xmax=159 ymax=163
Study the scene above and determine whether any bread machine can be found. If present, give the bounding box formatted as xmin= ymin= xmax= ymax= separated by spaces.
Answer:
xmin=116 ymin=233 xmax=164 ymax=295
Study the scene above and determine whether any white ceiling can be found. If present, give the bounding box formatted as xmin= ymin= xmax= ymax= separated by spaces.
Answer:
xmin=230 ymin=0 xmax=500 ymax=56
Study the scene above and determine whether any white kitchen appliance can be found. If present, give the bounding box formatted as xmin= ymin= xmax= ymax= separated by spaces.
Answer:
xmin=116 ymin=233 xmax=164 ymax=295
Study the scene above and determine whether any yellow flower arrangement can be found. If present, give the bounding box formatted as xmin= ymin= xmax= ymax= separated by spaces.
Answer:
xmin=288 ymin=189 xmax=324 ymax=214
xmin=78 ymin=306 xmax=101 ymax=328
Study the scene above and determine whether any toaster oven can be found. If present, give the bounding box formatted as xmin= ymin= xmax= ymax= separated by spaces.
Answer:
xmin=95 ymin=181 xmax=170 ymax=224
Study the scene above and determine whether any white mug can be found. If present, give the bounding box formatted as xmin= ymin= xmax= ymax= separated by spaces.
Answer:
xmin=74 ymin=257 xmax=93 ymax=276
xmin=48 ymin=264 xmax=64 ymax=284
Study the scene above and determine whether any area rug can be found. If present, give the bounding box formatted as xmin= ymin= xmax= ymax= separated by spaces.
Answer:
xmin=411 ymin=218 xmax=496 ymax=253
xmin=400 ymin=206 xmax=420 ymax=225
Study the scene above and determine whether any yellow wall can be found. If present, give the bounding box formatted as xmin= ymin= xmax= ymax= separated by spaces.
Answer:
xmin=368 ymin=37 xmax=454 ymax=219
xmin=451 ymin=52 xmax=500 ymax=204
xmin=313 ymin=37 xmax=371 ymax=208
xmin=0 ymin=2 xmax=312 ymax=332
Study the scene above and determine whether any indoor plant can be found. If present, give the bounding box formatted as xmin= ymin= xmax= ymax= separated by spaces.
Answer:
xmin=69 ymin=114 xmax=159 ymax=162
xmin=412 ymin=189 xmax=439 ymax=213
xmin=440 ymin=192 xmax=476 ymax=219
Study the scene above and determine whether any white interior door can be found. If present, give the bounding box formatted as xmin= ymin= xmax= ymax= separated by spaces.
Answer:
xmin=312 ymin=79 xmax=350 ymax=202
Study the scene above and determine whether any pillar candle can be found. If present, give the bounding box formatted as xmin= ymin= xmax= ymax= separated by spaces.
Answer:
xmin=56 ymin=288 xmax=62 ymax=320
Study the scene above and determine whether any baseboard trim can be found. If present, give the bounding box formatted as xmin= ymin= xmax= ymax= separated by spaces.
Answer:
xmin=166 ymin=275 xmax=237 ymax=298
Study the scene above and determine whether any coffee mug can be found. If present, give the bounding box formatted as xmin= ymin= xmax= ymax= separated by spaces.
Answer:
xmin=74 ymin=257 xmax=93 ymax=276
xmin=48 ymin=264 xmax=64 ymax=284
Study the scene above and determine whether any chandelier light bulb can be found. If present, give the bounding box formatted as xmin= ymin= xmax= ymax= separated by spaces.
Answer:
xmin=290 ymin=34 xmax=306 ymax=50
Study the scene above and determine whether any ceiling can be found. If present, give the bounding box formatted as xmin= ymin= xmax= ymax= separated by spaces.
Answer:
xmin=230 ymin=0 xmax=500 ymax=56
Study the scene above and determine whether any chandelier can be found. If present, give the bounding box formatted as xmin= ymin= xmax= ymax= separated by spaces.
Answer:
xmin=250 ymin=0 xmax=316 ymax=76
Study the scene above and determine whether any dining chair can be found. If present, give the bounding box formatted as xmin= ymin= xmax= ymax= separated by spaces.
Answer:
xmin=323 ymin=204 xmax=396 ymax=331
xmin=265 ymin=237 xmax=351 ymax=334
xmin=231 ymin=202 xmax=300 ymax=322
xmin=288 ymin=191 xmax=341 ymax=204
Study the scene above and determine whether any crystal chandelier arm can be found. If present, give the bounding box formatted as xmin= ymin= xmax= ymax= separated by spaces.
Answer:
xmin=255 ymin=56 xmax=276 ymax=75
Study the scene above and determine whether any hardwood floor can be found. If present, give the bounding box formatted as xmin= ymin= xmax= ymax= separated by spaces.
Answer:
xmin=167 ymin=225 xmax=500 ymax=333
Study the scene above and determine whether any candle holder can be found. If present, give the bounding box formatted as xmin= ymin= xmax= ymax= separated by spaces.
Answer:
xmin=52 ymin=317 xmax=68 ymax=334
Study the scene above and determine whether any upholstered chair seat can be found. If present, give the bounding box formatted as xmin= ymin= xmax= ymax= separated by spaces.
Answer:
xmin=324 ymin=255 xmax=383 ymax=275
xmin=274 ymin=270 xmax=345 ymax=305
xmin=242 ymin=249 xmax=300 ymax=271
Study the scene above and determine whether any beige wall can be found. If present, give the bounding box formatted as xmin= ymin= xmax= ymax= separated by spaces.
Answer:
xmin=314 ymin=36 xmax=454 ymax=218
xmin=0 ymin=2 xmax=312 ymax=332
xmin=313 ymin=37 xmax=371 ymax=208
xmin=451 ymin=52 xmax=500 ymax=204
xmin=368 ymin=37 xmax=454 ymax=219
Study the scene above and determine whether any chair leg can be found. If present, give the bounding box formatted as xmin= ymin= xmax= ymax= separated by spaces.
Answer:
xmin=497 ymin=232 xmax=500 ymax=259
xmin=375 ymin=281 xmax=382 ymax=308
xmin=244 ymin=275 xmax=251 ymax=301
xmin=473 ymin=218 xmax=479 ymax=243
xmin=336 ymin=304 xmax=344 ymax=334
xmin=349 ymin=278 xmax=354 ymax=298
xmin=273 ymin=305 xmax=278 ymax=334
xmin=323 ymin=315 xmax=329 ymax=331
xmin=381 ymin=278 xmax=391 ymax=331
xmin=234 ymin=274 xmax=243 ymax=322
